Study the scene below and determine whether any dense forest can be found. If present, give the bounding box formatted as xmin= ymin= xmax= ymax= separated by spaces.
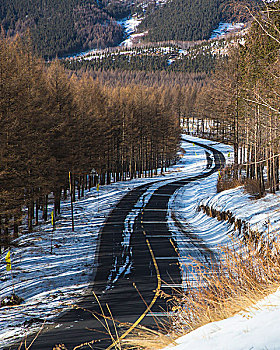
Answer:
xmin=137 ymin=0 xmax=259 ymax=43
xmin=63 ymin=39 xmax=228 ymax=74
xmin=0 ymin=0 xmax=130 ymax=58
xmin=65 ymin=49 xmax=217 ymax=73
xmin=0 ymin=34 xmax=201 ymax=249
xmin=139 ymin=0 xmax=221 ymax=42
xmin=0 ymin=0 xmax=259 ymax=58
xmin=189 ymin=1 xmax=280 ymax=197
xmin=85 ymin=69 xmax=209 ymax=88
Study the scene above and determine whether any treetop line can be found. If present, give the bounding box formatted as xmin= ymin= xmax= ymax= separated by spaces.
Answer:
xmin=0 ymin=34 xmax=181 ymax=250
xmin=1 ymin=1 xmax=280 ymax=253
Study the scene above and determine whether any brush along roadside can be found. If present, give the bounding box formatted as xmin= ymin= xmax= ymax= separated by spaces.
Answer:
xmin=121 ymin=236 xmax=280 ymax=349
xmin=34 ymin=236 xmax=280 ymax=350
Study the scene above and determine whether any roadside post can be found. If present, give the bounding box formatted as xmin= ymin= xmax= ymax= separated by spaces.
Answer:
xmin=97 ymin=183 xmax=100 ymax=212
xmin=5 ymin=250 xmax=15 ymax=294
xmin=51 ymin=210 xmax=55 ymax=253
xmin=69 ymin=171 xmax=75 ymax=231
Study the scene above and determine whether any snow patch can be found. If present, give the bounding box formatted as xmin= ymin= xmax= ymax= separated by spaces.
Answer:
xmin=211 ymin=22 xmax=245 ymax=39
xmin=165 ymin=288 xmax=280 ymax=350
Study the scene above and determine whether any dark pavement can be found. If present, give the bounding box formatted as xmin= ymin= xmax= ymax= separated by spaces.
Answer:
xmin=7 ymin=140 xmax=225 ymax=350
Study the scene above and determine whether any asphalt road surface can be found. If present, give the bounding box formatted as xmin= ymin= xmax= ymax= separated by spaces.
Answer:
xmin=8 ymin=140 xmax=225 ymax=350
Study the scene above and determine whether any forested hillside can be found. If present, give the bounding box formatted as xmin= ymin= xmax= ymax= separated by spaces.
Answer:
xmin=64 ymin=40 xmax=227 ymax=74
xmin=139 ymin=0 xmax=220 ymax=42
xmin=1 ymin=0 xmax=260 ymax=58
xmin=138 ymin=0 xmax=259 ymax=42
xmin=0 ymin=0 xmax=129 ymax=58
xmin=66 ymin=49 xmax=217 ymax=73
xmin=189 ymin=1 xmax=280 ymax=197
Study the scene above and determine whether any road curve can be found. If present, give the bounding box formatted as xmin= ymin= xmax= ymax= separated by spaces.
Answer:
xmin=7 ymin=139 xmax=225 ymax=350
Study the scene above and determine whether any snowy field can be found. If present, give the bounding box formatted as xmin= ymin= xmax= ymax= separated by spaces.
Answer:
xmin=1 ymin=135 xmax=280 ymax=349
xmin=0 ymin=135 xmax=225 ymax=348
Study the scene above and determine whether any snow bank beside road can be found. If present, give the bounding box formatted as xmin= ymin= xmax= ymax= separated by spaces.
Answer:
xmin=201 ymin=186 xmax=280 ymax=241
xmin=168 ymin=136 xmax=234 ymax=265
xmin=0 ymin=136 xmax=216 ymax=348
xmin=166 ymin=137 xmax=280 ymax=350
xmin=165 ymin=287 xmax=280 ymax=350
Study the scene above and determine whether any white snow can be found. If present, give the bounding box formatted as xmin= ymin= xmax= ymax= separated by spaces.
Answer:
xmin=165 ymin=287 xmax=280 ymax=350
xmin=118 ymin=16 xmax=146 ymax=47
xmin=0 ymin=135 xmax=216 ymax=348
xmin=117 ymin=16 xmax=142 ymax=37
xmin=200 ymin=186 xmax=280 ymax=240
xmin=1 ymin=135 xmax=280 ymax=350
xmin=211 ymin=22 xmax=245 ymax=39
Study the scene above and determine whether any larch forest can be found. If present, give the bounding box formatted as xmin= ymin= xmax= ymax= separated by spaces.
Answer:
xmin=1 ymin=0 xmax=280 ymax=349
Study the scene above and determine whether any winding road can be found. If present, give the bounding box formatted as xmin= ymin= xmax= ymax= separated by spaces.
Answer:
xmin=9 ymin=139 xmax=225 ymax=350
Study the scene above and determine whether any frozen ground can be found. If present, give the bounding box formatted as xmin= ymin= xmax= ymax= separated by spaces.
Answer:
xmin=165 ymin=287 xmax=280 ymax=350
xmin=1 ymin=135 xmax=280 ymax=349
xmin=165 ymin=136 xmax=280 ymax=350
xmin=0 ymin=135 xmax=227 ymax=348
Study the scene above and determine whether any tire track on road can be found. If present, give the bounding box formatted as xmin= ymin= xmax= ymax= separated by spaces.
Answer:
xmin=7 ymin=139 xmax=225 ymax=350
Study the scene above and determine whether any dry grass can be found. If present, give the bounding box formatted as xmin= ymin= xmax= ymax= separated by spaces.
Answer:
xmin=217 ymin=166 xmax=263 ymax=198
xmin=243 ymin=179 xmax=263 ymax=198
xmin=121 ymin=325 xmax=173 ymax=350
xmin=125 ymin=237 xmax=280 ymax=349
xmin=217 ymin=177 xmax=242 ymax=193
xmin=19 ymin=236 xmax=279 ymax=350
xmin=172 ymin=239 xmax=280 ymax=332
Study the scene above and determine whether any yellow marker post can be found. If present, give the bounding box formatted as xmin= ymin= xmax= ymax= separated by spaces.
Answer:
xmin=5 ymin=251 xmax=11 ymax=272
xmin=97 ymin=183 xmax=100 ymax=212
xmin=51 ymin=210 xmax=55 ymax=253
xmin=5 ymin=251 xmax=15 ymax=294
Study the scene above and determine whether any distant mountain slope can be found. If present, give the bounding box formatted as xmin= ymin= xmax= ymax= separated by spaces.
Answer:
xmin=0 ymin=0 xmax=260 ymax=58
xmin=138 ymin=0 xmax=220 ymax=42
xmin=0 ymin=0 xmax=130 ymax=58
xmin=137 ymin=0 xmax=260 ymax=42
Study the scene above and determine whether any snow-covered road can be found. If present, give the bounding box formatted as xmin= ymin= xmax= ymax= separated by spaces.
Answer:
xmin=0 ymin=135 xmax=233 ymax=348
xmin=3 ymin=135 xmax=280 ymax=350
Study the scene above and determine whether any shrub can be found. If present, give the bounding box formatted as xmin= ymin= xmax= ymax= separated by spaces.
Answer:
xmin=244 ymin=178 xmax=263 ymax=199
xmin=124 ymin=237 xmax=280 ymax=349
xmin=1 ymin=293 xmax=24 ymax=307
